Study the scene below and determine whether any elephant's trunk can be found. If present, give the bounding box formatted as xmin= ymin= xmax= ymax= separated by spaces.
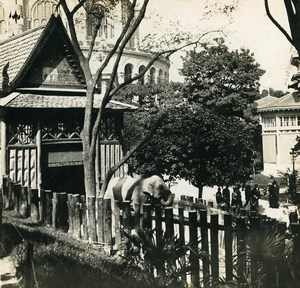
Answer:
xmin=160 ymin=191 xmax=173 ymax=206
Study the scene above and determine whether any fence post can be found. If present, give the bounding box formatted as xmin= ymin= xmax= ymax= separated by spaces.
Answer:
xmin=39 ymin=189 xmax=44 ymax=222
xmin=44 ymin=190 xmax=52 ymax=225
xmin=114 ymin=200 xmax=122 ymax=251
xmin=189 ymin=210 xmax=199 ymax=288
xmin=87 ymin=196 xmax=97 ymax=243
xmin=165 ymin=207 xmax=174 ymax=239
xmin=289 ymin=223 xmax=300 ymax=282
xmin=143 ymin=203 xmax=152 ymax=230
xmin=103 ymin=199 xmax=112 ymax=254
xmin=30 ymin=188 xmax=39 ymax=221
xmin=57 ymin=192 xmax=68 ymax=231
xmin=2 ymin=176 xmax=10 ymax=209
xmin=13 ymin=183 xmax=21 ymax=213
xmin=73 ymin=194 xmax=81 ymax=239
xmin=199 ymin=209 xmax=210 ymax=287
xmin=236 ymin=216 xmax=247 ymax=285
xmin=210 ymin=213 xmax=219 ymax=284
xmin=20 ymin=186 xmax=29 ymax=218
xmin=224 ymin=213 xmax=233 ymax=282
xmin=155 ymin=204 xmax=162 ymax=241
xmin=52 ymin=192 xmax=58 ymax=228
xmin=67 ymin=194 xmax=74 ymax=235
xmin=81 ymin=195 xmax=88 ymax=240
xmin=178 ymin=207 xmax=187 ymax=286
xmin=250 ymin=216 xmax=260 ymax=285
xmin=96 ymin=197 xmax=104 ymax=243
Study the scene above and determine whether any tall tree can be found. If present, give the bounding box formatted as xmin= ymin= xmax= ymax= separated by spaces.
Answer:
xmin=130 ymin=39 xmax=264 ymax=197
xmin=57 ymin=0 xmax=222 ymax=200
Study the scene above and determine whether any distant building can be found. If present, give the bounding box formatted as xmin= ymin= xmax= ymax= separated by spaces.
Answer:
xmin=257 ymin=55 xmax=300 ymax=177
xmin=257 ymin=93 xmax=300 ymax=176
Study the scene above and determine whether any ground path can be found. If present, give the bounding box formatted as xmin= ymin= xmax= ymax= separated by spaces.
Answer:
xmin=0 ymin=255 xmax=20 ymax=287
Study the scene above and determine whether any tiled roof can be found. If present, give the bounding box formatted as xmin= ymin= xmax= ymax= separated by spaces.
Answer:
xmin=256 ymin=93 xmax=300 ymax=112
xmin=0 ymin=26 xmax=45 ymax=89
xmin=0 ymin=92 xmax=137 ymax=110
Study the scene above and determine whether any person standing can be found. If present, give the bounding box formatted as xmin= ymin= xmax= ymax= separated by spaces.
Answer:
xmin=250 ymin=183 xmax=260 ymax=211
xmin=215 ymin=187 xmax=223 ymax=206
xmin=243 ymin=182 xmax=252 ymax=208
xmin=222 ymin=185 xmax=230 ymax=207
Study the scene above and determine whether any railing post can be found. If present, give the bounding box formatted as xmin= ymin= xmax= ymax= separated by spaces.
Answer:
xmin=236 ymin=216 xmax=247 ymax=284
xmin=200 ymin=209 xmax=210 ymax=287
xmin=142 ymin=203 xmax=152 ymax=230
xmin=178 ymin=206 xmax=187 ymax=286
xmin=87 ymin=196 xmax=97 ymax=243
xmin=81 ymin=195 xmax=88 ymax=240
xmin=30 ymin=188 xmax=39 ymax=221
xmin=103 ymin=198 xmax=112 ymax=254
xmin=13 ymin=183 xmax=21 ymax=213
xmin=224 ymin=213 xmax=233 ymax=282
xmin=20 ymin=186 xmax=29 ymax=218
xmin=211 ymin=213 xmax=219 ymax=284
xmin=44 ymin=190 xmax=52 ymax=225
xmin=73 ymin=194 xmax=81 ymax=239
xmin=189 ymin=210 xmax=199 ymax=288
xmin=165 ymin=207 xmax=174 ymax=239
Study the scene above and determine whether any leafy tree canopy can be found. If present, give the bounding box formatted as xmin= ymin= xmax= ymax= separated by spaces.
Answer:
xmin=181 ymin=38 xmax=265 ymax=121
xmin=123 ymin=39 xmax=264 ymax=196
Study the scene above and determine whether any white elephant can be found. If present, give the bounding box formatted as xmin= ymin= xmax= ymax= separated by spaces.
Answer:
xmin=104 ymin=175 xmax=173 ymax=213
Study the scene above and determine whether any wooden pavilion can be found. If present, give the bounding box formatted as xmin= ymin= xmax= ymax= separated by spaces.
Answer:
xmin=0 ymin=15 xmax=135 ymax=195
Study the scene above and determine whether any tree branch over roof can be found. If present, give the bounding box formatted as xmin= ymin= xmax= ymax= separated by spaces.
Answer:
xmin=264 ymin=0 xmax=299 ymax=53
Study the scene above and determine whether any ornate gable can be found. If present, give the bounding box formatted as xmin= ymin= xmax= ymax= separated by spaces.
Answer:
xmin=0 ymin=15 xmax=86 ymax=95
xmin=19 ymin=28 xmax=85 ymax=89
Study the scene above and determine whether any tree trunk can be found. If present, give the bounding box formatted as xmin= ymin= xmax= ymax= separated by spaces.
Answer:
xmin=198 ymin=185 xmax=204 ymax=199
xmin=83 ymin=145 xmax=96 ymax=197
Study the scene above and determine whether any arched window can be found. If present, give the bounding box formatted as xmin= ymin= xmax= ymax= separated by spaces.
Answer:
xmin=124 ymin=64 xmax=133 ymax=82
xmin=31 ymin=0 xmax=57 ymax=28
xmin=164 ymin=71 xmax=169 ymax=82
xmin=138 ymin=65 xmax=146 ymax=85
xmin=158 ymin=69 xmax=164 ymax=84
xmin=0 ymin=5 xmax=6 ymax=34
xmin=149 ymin=67 xmax=156 ymax=84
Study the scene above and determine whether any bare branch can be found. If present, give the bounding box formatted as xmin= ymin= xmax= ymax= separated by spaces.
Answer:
xmin=71 ymin=0 xmax=86 ymax=16
xmin=264 ymin=0 xmax=296 ymax=50
xmin=92 ymin=0 xmax=138 ymax=85
xmin=99 ymin=111 xmax=166 ymax=197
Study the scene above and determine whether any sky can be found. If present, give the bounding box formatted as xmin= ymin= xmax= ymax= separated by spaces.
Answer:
xmin=142 ymin=0 xmax=295 ymax=92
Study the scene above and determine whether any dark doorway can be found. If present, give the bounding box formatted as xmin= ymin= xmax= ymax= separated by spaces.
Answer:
xmin=42 ymin=165 xmax=85 ymax=195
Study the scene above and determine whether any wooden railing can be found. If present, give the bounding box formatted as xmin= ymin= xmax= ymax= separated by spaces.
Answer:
xmin=2 ymin=175 xmax=300 ymax=287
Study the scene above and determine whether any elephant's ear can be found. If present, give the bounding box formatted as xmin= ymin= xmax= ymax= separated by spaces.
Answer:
xmin=141 ymin=179 xmax=154 ymax=196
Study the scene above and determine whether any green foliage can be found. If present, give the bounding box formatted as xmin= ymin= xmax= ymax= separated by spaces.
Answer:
xmin=181 ymin=38 xmax=264 ymax=120
xmin=130 ymin=104 xmax=258 ymax=187
xmin=122 ymin=228 xmax=203 ymax=288
xmin=122 ymin=39 xmax=264 ymax=188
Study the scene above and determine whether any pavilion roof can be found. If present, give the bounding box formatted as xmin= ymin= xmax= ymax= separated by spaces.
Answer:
xmin=256 ymin=93 xmax=300 ymax=112
xmin=0 ymin=92 xmax=137 ymax=111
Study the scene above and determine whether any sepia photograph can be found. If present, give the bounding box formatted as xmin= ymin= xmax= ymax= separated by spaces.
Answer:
xmin=0 ymin=0 xmax=300 ymax=287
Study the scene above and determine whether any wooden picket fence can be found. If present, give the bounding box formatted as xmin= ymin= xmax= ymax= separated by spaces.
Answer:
xmin=3 ymin=175 xmax=300 ymax=287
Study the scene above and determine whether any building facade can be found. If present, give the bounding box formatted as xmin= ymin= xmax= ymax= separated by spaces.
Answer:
xmin=257 ymin=93 xmax=300 ymax=176
xmin=0 ymin=1 xmax=170 ymax=195
xmin=0 ymin=0 xmax=170 ymax=88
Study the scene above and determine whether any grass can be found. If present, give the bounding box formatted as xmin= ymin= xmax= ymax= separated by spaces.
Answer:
xmin=0 ymin=211 xmax=140 ymax=288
